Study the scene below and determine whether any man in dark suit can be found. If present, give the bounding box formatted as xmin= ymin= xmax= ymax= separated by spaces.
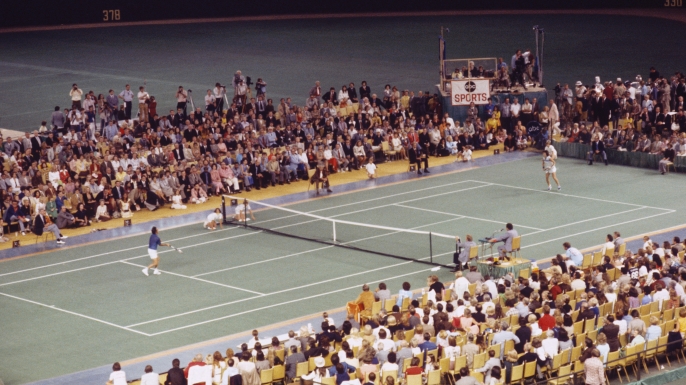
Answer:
xmin=34 ymin=208 xmax=66 ymax=244
xmin=588 ymin=135 xmax=608 ymax=165
xmin=322 ymin=87 xmax=338 ymax=106
xmin=30 ymin=132 xmax=42 ymax=159
xmin=172 ymin=144 xmax=185 ymax=162
xmin=408 ymin=142 xmax=429 ymax=175
xmin=112 ymin=181 xmax=125 ymax=201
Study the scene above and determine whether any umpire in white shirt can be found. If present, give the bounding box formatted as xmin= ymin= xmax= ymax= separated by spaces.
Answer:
xmin=489 ymin=223 xmax=518 ymax=259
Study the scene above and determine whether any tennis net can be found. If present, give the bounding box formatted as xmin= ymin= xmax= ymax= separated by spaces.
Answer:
xmin=221 ymin=195 xmax=456 ymax=267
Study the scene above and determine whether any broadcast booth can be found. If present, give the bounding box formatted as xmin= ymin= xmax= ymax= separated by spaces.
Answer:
xmin=437 ymin=52 xmax=549 ymax=127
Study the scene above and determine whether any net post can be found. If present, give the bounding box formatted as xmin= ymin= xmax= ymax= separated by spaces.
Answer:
xmin=332 ymin=221 xmax=337 ymax=243
xmin=243 ymin=198 xmax=248 ymax=228
xmin=429 ymin=232 xmax=433 ymax=264
xmin=221 ymin=196 xmax=226 ymax=224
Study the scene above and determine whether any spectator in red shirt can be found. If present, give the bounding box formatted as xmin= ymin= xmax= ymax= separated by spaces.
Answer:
xmin=538 ymin=305 xmax=556 ymax=331
xmin=404 ymin=357 xmax=422 ymax=376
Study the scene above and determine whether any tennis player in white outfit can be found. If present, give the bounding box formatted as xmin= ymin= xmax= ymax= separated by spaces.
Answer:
xmin=204 ymin=208 xmax=223 ymax=230
xmin=542 ymin=150 xmax=561 ymax=191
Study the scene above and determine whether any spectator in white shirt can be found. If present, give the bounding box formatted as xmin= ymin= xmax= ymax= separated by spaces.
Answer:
xmin=137 ymin=86 xmax=150 ymax=122
xmin=541 ymin=330 xmax=559 ymax=358
xmin=140 ymin=365 xmax=159 ymax=385
xmin=453 ymin=271 xmax=471 ymax=300
xmin=601 ymin=234 xmax=615 ymax=255
xmin=653 ymin=284 xmax=670 ymax=310
xmin=107 ymin=362 xmax=127 ymax=385
xmin=221 ymin=359 xmax=240 ymax=385
xmin=570 ymin=272 xmax=586 ymax=291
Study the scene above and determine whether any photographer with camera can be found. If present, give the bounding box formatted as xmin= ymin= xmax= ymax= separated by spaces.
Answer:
xmin=70 ymin=84 xmax=83 ymax=109
xmin=175 ymin=86 xmax=188 ymax=116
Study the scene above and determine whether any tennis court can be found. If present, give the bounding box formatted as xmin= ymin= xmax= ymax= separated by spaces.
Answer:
xmin=0 ymin=155 xmax=684 ymax=384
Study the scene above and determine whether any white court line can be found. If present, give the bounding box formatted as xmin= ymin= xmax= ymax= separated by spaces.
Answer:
xmin=477 ymin=210 xmax=677 ymax=258
xmin=519 ymin=211 xmax=677 ymax=250
xmin=520 ymin=206 xmax=654 ymax=237
xmin=128 ymin=260 xmax=415 ymax=327
xmin=194 ymin=216 xmax=464 ymax=278
xmin=131 ymin=249 xmax=456 ymax=329
xmin=250 ymin=179 xmax=480 ymax=222
xmin=0 ymin=291 xmax=151 ymax=337
xmin=0 ymin=232 xmax=262 ymax=287
xmin=265 ymin=183 xmax=493 ymax=232
xmin=118 ymin=261 xmax=264 ymax=295
xmin=473 ymin=180 xmax=675 ymax=211
xmin=0 ymin=180 xmax=480 ymax=278
xmin=193 ymin=246 xmax=334 ymax=277
xmin=0 ymin=225 xmax=244 ymax=278
xmin=393 ymin=204 xmax=544 ymax=231
xmin=146 ymin=266 xmax=438 ymax=336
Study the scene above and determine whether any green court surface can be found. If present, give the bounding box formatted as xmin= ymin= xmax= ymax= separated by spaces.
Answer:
xmin=0 ymin=156 xmax=684 ymax=384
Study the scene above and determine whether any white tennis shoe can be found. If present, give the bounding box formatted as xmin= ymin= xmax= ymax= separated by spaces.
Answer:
xmin=142 ymin=268 xmax=149 ymax=276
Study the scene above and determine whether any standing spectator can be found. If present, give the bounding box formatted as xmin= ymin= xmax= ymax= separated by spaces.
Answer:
xmin=119 ymin=84 xmax=134 ymax=120
xmin=548 ymin=99 xmax=559 ymax=136
xmin=70 ymin=83 xmax=83 ymax=109
xmin=106 ymin=89 xmax=119 ymax=116
xmin=584 ymin=350 xmax=605 ymax=385
xmin=137 ymin=86 xmax=150 ymax=122
xmin=51 ymin=106 xmax=66 ymax=133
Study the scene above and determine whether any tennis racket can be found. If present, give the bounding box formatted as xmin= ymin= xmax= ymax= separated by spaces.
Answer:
xmin=169 ymin=245 xmax=183 ymax=253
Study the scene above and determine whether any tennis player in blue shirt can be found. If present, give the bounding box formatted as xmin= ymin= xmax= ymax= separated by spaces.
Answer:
xmin=143 ymin=226 xmax=169 ymax=276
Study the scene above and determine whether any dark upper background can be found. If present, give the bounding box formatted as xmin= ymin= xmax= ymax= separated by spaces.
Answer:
xmin=0 ymin=0 xmax=674 ymax=29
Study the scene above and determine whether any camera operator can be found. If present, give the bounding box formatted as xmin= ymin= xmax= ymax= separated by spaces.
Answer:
xmin=232 ymin=70 xmax=245 ymax=94
xmin=175 ymin=86 xmax=188 ymax=116
xmin=70 ymin=83 xmax=83 ymax=109
xmin=255 ymin=78 xmax=267 ymax=98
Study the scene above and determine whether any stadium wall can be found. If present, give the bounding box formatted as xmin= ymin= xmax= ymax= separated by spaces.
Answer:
xmin=0 ymin=0 xmax=680 ymax=29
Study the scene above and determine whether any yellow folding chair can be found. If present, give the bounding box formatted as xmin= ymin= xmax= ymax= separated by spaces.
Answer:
xmin=260 ymin=368 xmax=274 ymax=385
xmin=296 ymin=362 xmax=309 ymax=378
xmin=272 ymin=365 xmax=285 ymax=385
xmin=510 ymin=363 xmax=524 ymax=384
xmin=406 ymin=374 xmax=422 ymax=385
xmin=548 ymin=364 xmax=571 ymax=385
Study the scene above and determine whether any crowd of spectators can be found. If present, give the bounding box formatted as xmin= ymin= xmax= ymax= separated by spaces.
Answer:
xmin=553 ymin=68 xmax=686 ymax=171
xmin=105 ymin=233 xmax=686 ymax=385
xmin=0 ymin=68 xmax=552 ymax=243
